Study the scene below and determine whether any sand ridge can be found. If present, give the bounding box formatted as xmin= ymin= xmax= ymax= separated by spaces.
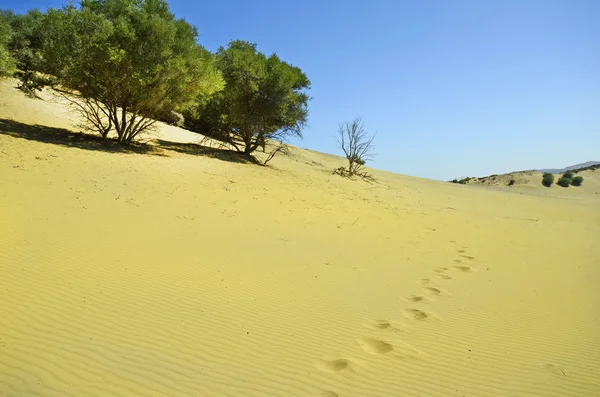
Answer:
xmin=1 ymin=79 xmax=600 ymax=396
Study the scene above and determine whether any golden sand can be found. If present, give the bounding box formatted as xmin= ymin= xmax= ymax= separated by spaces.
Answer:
xmin=1 ymin=79 xmax=599 ymax=396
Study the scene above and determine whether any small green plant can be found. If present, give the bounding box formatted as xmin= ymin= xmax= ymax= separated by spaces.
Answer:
xmin=508 ymin=179 xmax=515 ymax=186
xmin=563 ymin=171 xmax=574 ymax=179
xmin=542 ymin=173 xmax=554 ymax=187
xmin=557 ymin=176 xmax=571 ymax=187
xmin=571 ymin=176 xmax=584 ymax=186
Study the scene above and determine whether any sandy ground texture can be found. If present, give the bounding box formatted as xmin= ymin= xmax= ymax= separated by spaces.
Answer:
xmin=1 ymin=79 xmax=600 ymax=397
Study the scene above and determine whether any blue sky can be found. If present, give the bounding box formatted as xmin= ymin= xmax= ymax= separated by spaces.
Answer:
xmin=5 ymin=0 xmax=600 ymax=180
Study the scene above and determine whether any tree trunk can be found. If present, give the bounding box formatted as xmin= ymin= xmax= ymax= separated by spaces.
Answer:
xmin=242 ymin=130 xmax=253 ymax=154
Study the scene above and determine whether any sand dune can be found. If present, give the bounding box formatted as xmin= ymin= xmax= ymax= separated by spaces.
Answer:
xmin=1 ymin=79 xmax=599 ymax=396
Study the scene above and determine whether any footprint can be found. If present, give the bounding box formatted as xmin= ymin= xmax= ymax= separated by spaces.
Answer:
xmin=365 ymin=319 xmax=404 ymax=333
xmin=406 ymin=295 xmax=427 ymax=303
xmin=460 ymin=255 xmax=476 ymax=260
xmin=357 ymin=338 xmax=394 ymax=355
xmin=404 ymin=309 xmax=428 ymax=320
xmin=423 ymin=287 xmax=442 ymax=296
xmin=433 ymin=267 xmax=448 ymax=273
xmin=321 ymin=391 xmax=339 ymax=397
xmin=541 ymin=363 xmax=567 ymax=377
xmin=458 ymin=250 xmax=466 ymax=253
xmin=365 ymin=319 xmax=393 ymax=330
xmin=316 ymin=359 xmax=352 ymax=373
xmin=419 ymin=278 xmax=431 ymax=285
xmin=454 ymin=259 xmax=462 ymax=264
xmin=453 ymin=266 xmax=472 ymax=272
xmin=436 ymin=274 xmax=452 ymax=280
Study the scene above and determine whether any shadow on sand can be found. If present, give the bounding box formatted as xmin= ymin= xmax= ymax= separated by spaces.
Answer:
xmin=153 ymin=139 xmax=259 ymax=164
xmin=0 ymin=118 xmax=259 ymax=165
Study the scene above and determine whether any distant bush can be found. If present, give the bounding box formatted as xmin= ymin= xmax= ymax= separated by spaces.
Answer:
xmin=508 ymin=179 xmax=515 ymax=186
xmin=450 ymin=177 xmax=473 ymax=185
xmin=542 ymin=173 xmax=554 ymax=187
xmin=563 ymin=171 xmax=574 ymax=179
xmin=571 ymin=176 xmax=584 ymax=186
xmin=557 ymin=176 xmax=571 ymax=187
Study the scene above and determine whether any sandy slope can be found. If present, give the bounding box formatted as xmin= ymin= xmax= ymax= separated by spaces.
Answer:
xmin=1 ymin=79 xmax=600 ymax=397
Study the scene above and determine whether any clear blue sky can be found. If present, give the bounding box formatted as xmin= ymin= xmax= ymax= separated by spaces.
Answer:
xmin=5 ymin=0 xmax=600 ymax=180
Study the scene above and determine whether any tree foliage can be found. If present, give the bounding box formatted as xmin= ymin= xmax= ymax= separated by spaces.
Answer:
xmin=563 ymin=171 xmax=574 ymax=180
xmin=557 ymin=176 xmax=571 ymax=187
xmin=571 ymin=176 xmax=583 ymax=186
xmin=450 ymin=177 xmax=474 ymax=184
xmin=1 ymin=9 xmax=48 ymax=93
xmin=189 ymin=40 xmax=311 ymax=155
xmin=336 ymin=118 xmax=375 ymax=176
xmin=0 ymin=12 xmax=16 ymax=77
xmin=542 ymin=173 xmax=554 ymax=187
xmin=40 ymin=0 xmax=223 ymax=143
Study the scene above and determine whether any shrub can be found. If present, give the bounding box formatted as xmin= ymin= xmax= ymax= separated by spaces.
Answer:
xmin=0 ymin=13 xmax=16 ymax=77
xmin=542 ymin=173 xmax=554 ymax=187
xmin=192 ymin=40 xmax=310 ymax=156
xmin=563 ymin=171 xmax=574 ymax=179
xmin=508 ymin=179 xmax=515 ymax=186
xmin=40 ymin=0 xmax=223 ymax=143
xmin=4 ymin=10 xmax=47 ymax=94
xmin=451 ymin=177 xmax=473 ymax=185
xmin=571 ymin=176 xmax=584 ymax=186
xmin=333 ymin=166 xmax=350 ymax=177
xmin=336 ymin=118 xmax=375 ymax=176
xmin=557 ymin=176 xmax=571 ymax=187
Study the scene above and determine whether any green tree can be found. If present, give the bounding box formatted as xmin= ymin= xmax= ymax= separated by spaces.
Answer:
xmin=1 ymin=9 xmax=48 ymax=93
xmin=571 ymin=176 xmax=584 ymax=186
xmin=542 ymin=173 xmax=554 ymax=187
xmin=0 ymin=12 xmax=16 ymax=77
xmin=40 ymin=0 xmax=223 ymax=143
xmin=563 ymin=171 xmax=574 ymax=179
xmin=191 ymin=40 xmax=311 ymax=156
xmin=557 ymin=176 xmax=571 ymax=187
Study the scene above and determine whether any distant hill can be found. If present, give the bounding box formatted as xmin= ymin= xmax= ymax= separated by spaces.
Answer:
xmin=450 ymin=161 xmax=600 ymax=190
xmin=537 ymin=161 xmax=600 ymax=174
